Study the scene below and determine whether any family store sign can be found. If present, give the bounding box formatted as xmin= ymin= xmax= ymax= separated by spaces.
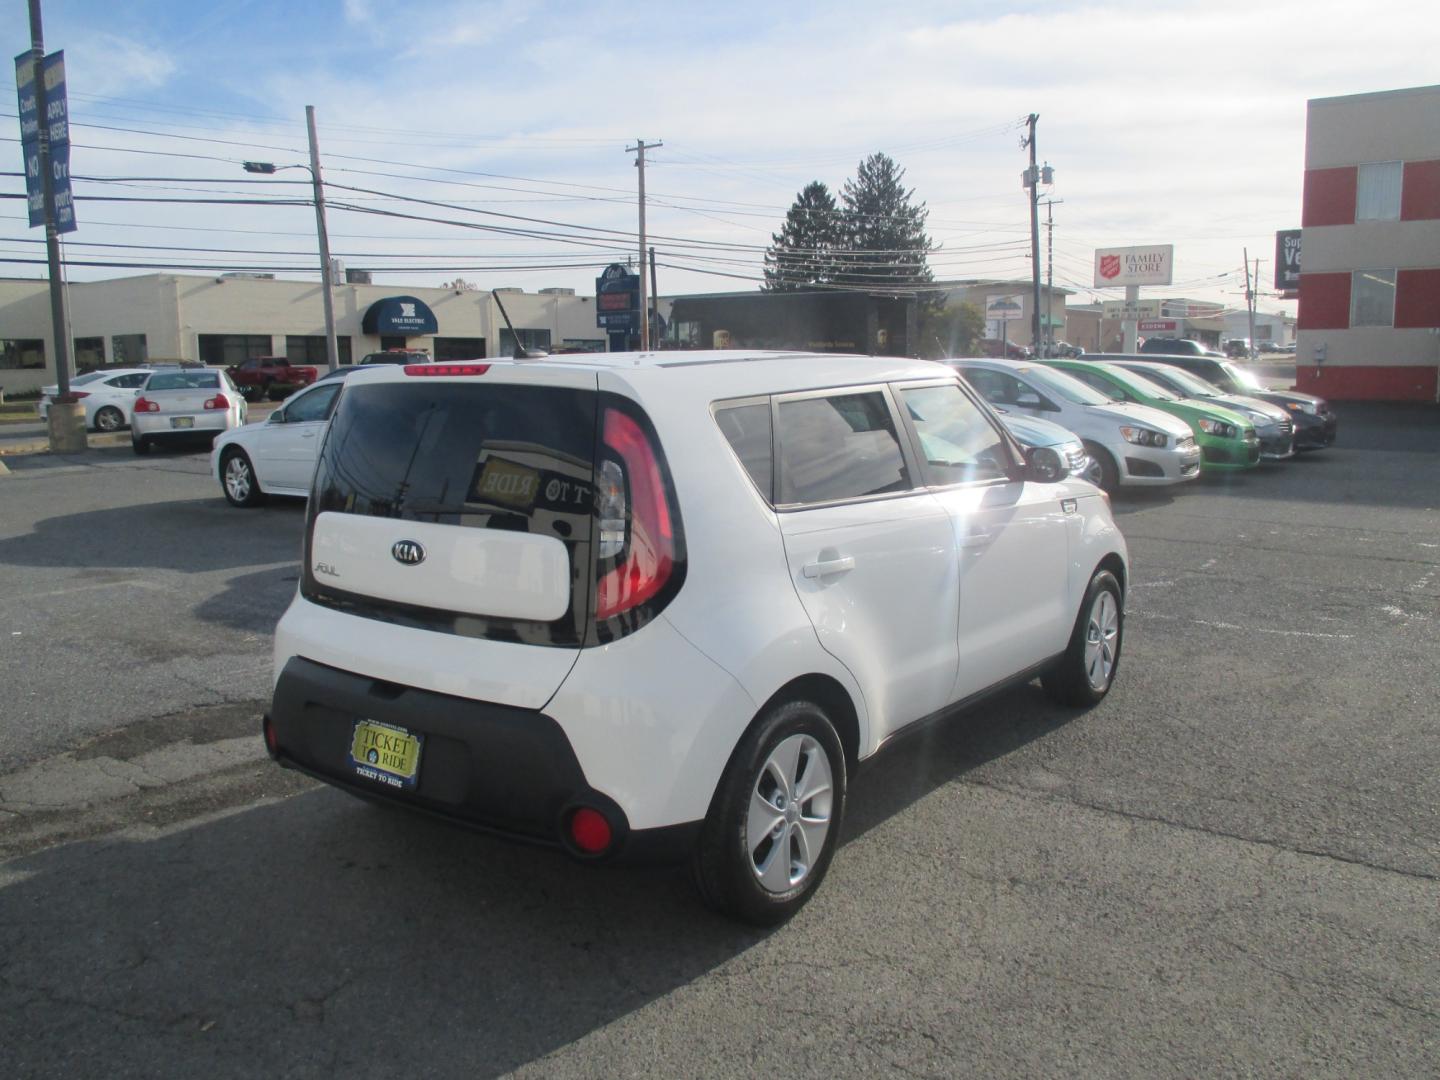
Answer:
xmin=1093 ymin=244 xmax=1174 ymax=288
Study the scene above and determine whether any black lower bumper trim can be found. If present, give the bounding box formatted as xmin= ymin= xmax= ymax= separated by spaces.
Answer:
xmin=267 ymin=657 xmax=699 ymax=864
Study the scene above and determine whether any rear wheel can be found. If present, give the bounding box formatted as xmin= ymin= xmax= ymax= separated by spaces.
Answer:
xmin=131 ymin=433 xmax=151 ymax=455
xmin=94 ymin=406 xmax=125 ymax=432
xmin=692 ymin=699 xmax=846 ymax=926
xmin=1082 ymin=441 xmax=1119 ymax=492
xmin=220 ymin=448 xmax=264 ymax=507
xmin=1042 ymin=569 xmax=1123 ymax=707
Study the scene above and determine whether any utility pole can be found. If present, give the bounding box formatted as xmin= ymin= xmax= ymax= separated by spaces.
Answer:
xmin=1042 ymin=198 xmax=1063 ymax=356
xmin=306 ymin=106 xmax=339 ymax=372
xmin=26 ymin=0 xmax=79 ymax=451
xmin=1243 ymin=248 xmax=1257 ymax=361
xmin=627 ymin=139 xmax=662 ymax=350
xmin=1023 ymin=114 xmax=1042 ymax=354
xmin=649 ymin=245 xmax=659 ymax=350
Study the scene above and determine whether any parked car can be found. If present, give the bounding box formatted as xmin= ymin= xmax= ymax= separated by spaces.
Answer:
xmin=1139 ymin=338 xmax=1225 ymax=358
xmin=1106 ymin=359 xmax=1295 ymax=460
xmin=1041 ymin=359 xmax=1260 ymax=473
xmin=263 ymin=352 xmax=1128 ymax=924
xmin=131 ymin=368 xmax=247 ymax=454
xmin=227 ymin=356 xmax=318 ymax=401
xmin=37 ymin=368 xmax=150 ymax=431
xmin=360 ymin=349 xmax=433 ymax=365
xmin=1088 ymin=353 xmax=1337 ymax=450
xmin=993 ymin=411 xmax=1093 ymax=484
xmin=949 ymin=358 xmax=1200 ymax=492
xmin=212 ymin=378 xmax=347 ymax=506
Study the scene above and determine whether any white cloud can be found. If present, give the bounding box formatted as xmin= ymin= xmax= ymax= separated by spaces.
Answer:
xmin=65 ymin=34 xmax=175 ymax=97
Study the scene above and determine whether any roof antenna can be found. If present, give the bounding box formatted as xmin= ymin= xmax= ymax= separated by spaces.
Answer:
xmin=491 ymin=291 xmax=548 ymax=359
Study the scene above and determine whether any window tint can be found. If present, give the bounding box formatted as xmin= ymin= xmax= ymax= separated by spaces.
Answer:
xmin=777 ymin=391 xmax=909 ymax=505
xmin=960 ymin=367 xmax=1045 ymax=409
xmin=284 ymin=383 xmax=341 ymax=423
xmin=1066 ymin=367 xmax=1122 ymax=399
xmin=71 ymin=371 xmax=110 ymax=387
xmin=715 ymin=402 xmax=773 ymax=500
xmin=899 ymin=383 xmax=1012 ymax=486
xmin=109 ymin=373 xmax=148 ymax=389
xmin=147 ymin=371 xmax=220 ymax=391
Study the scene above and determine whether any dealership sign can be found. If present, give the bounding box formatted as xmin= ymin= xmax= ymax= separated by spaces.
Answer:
xmin=1274 ymin=229 xmax=1301 ymax=291
xmin=595 ymin=262 xmax=640 ymax=333
xmin=1093 ymin=244 xmax=1173 ymax=287
xmin=984 ymin=294 xmax=1025 ymax=320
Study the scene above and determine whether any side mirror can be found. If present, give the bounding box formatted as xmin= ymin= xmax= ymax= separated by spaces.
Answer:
xmin=1024 ymin=445 xmax=1066 ymax=483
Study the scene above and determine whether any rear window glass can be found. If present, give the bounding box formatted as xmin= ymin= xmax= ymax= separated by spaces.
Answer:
xmin=147 ymin=371 xmax=220 ymax=391
xmin=715 ymin=403 xmax=773 ymax=500
xmin=776 ymin=391 xmax=909 ymax=505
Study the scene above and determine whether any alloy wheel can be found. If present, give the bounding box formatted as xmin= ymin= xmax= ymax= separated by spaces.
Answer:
xmin=1083 ymin=589 xmax=1119 ymax=691
xmin=224 ymin=455 xmax=253 ymax=503
xmin=746 ymin=733 xmax=834 ymax=894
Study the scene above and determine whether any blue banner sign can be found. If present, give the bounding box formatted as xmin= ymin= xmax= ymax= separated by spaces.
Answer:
xmin=595 ymin=262 xmax=640 ymax=331
xmin=14 ymin=50 xmax=76 ymax=233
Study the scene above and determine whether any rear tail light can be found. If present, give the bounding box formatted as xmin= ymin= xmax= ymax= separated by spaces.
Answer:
xmin=68 ymin=391 xmax=90 ymax=400
xmin=404 ymin=363 xmax=490 ymax=376
xmin=566 ymin=807 xmax=614 ymax=855
xmin=594 ymin=407 xmax=679 ymax=623
xmin=134 ymin=396 xmax=160 ymax=413
xmin=204 ymin=393 xmax=230 ymax=410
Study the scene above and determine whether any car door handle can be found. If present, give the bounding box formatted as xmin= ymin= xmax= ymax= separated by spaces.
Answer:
xmin=958 ymin=529 xmax=996 ymax=551
xmin=301 ymin=430 xmax=317 ymax=438
xmin=802 ymin=555 xmax=855 ymax=579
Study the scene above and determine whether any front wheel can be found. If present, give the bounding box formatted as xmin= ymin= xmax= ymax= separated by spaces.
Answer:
xmin=1082 ymin=442 xmax=1119 ymax=492
xmin=1042 ymin=569 xmax=1123 ymax=707
xmin=692 ymin=699 xmax=847 ymax=926
xmin=220 ymin=448 xmax=265 ymax=507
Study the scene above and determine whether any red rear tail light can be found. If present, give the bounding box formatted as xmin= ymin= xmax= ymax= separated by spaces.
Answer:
xmin=567 ymin=807 xmax=613 ymax=855
xmin=204 ymin=393 xmax=230 ymax=410
xmin=69 ymin=391 xmax=90 ymax=400
xmin=594 ymin=407 xmax=678 ymax=622
xmin=404 ymin=364 xmax=490 ymax=376
xmin=134 ymin=396 xmax=160 ymax=413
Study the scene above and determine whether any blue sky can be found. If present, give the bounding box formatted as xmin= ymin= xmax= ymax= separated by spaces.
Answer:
xmin=2 ymin=0 xmax=1436 ymax=313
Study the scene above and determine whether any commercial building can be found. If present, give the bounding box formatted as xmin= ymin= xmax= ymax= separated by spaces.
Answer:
xmin=1297 ymin=84 xmax=1440 ymax=401
xmin=662 ymin=290 xmax=917 ymax=355
xmin=1222 ymin=311 xmax=1296 ymax=349
xmin=0 ymin=273 xmax=604 ymax=396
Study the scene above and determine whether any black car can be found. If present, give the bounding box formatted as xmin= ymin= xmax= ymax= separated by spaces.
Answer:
xmin=1087 ymin=353 xmax=1337 ymax=450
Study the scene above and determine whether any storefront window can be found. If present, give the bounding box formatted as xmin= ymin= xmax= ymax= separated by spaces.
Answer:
xmin=0 ymin=339 xmax=45 ymax=370
xmin=286 ymin=335 xmax=353 ymax=365
xmin=499 ymin=328 xmax=551 ymax=355
xmin=433 ymin=337 xmax=487 ymax=360
xmin=111 ymin=333 xmax=147 ymax=366
xmin=560 ymin=338 xmax=606 ymax=353
xmin=74 ymin=337 xmax=105 ymax=370
xmin=198 ymin=334 xmax=272 ymax=367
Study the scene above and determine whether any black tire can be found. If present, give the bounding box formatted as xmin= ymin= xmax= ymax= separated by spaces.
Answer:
xmin=1082 ymin=441 xmax=1119 ymax=493
xmin=1042 ymin=569 xmax=1124 ymax=707
xmin=219 ymin=448 xmax=265 ymax=507
xmin=131 ymin=433 xmax=151 ymax=455
xmin=692 ymin=699 xmax=847 ymax=926
xmin=94 ymin=406 xmax=125 ymax=433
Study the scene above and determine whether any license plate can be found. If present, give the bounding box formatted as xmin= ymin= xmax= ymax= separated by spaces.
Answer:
xmin=348 ymin=719 xmax=423 ymax=790
xmin=171 ymin=416 xmax=194 ymax=429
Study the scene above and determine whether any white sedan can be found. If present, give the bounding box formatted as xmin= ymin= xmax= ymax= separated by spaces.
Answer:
xmin=38 ymin=368 xmax=150 ymax=431
xmin=211 ymin=378 xmax=345 ymax=506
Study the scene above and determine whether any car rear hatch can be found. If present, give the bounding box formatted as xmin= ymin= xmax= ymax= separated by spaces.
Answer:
xmin=143 ymin=371 xmax=225 ymax=416
xmin=300 ymin=365 xmax=601 ymax=708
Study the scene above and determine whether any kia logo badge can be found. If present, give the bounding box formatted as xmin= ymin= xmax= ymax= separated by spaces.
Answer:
xmin=391 ymin=539 xmax=426 ymax=566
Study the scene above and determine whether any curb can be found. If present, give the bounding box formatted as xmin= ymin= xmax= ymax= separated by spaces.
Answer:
xmin=0 ymin=431 xmax=131 ymax=457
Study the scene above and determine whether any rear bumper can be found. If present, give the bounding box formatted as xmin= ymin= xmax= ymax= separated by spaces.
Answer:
xmin=132 ymin=412 xmax=237 ymax=437
xmin=266 ymin=656 xmax=699 ymax=863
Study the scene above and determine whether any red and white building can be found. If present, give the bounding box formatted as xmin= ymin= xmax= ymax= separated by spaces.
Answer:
xmin=1297 ymin=84 xmax=1440 ymax=401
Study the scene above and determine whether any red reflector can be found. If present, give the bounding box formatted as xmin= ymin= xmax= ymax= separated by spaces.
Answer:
xmin=262 ymin=717 xmax=278 ymax=755
xmin=569 ymin=808 xmax=612 ymax=855
xmin=596 ymin=408 xmax=674 ymax=621
xmin=404 ymin=363 xmax=490 ymax=376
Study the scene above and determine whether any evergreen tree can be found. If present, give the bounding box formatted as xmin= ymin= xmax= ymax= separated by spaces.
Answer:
xmin=836 ymin=152 xmax=934 ymax=291
xmin=762 ymin=181 xmax=843 ymax=291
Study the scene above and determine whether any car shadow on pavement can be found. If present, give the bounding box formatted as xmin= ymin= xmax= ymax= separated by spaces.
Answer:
xmin=0 ymin=497 xmax=306 ymax=575
xmin=0 ymin=681 xmax=1082 ymax=1078
xmin=192 ymin=563 xmax=305 ymax=634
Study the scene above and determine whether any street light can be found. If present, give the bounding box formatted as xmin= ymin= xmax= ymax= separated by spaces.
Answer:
xmin=239 ymin=106 xmax=340 ymax=372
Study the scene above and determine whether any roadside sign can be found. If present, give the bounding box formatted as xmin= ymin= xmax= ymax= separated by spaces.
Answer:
xmin=1101 ymin=299 xmax=1160 ymax=321
xmin=984 ymin=294 xmax=1025 ymax=320
xmin=14 ymin=49 xmax=75 ymax=233
xmin=595 ymin=262 xmax=639 ymax=332
xmin=1093 ymin=244 xmax=1172 ymax=287
xmin=1274 ymin=229 xmax=1301 ymax=291
xmin=1138 ymin=320 xmax=1177 ymax=332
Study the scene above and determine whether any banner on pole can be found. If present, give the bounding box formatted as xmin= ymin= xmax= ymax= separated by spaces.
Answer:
xmin=15 ymin=49 xmax=76 ymax=233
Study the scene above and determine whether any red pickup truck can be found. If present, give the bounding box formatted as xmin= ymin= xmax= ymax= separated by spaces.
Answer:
xmin=227 ymin=356 xmax=319 ymax=401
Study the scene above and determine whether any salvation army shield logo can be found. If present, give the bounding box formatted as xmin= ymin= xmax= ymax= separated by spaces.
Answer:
xmin=1099 ymin=254 xmax=1121 ymax=280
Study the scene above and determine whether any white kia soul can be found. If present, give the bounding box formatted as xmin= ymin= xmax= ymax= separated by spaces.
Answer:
xmin=265 ymin=352 xmax=1128 ymax=924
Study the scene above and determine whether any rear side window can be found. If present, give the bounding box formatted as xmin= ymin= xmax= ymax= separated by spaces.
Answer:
xmin=714 ymin=402 xmax=773 ymax=500
xmin=898 ymin=383 xmax=1013 ymax=486
xmin=776 ymin=390 xmax=909 ymax=506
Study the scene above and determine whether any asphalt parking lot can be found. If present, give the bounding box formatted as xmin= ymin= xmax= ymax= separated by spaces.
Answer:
xmin=1 ymin=403 xmax=1436 ymax=1079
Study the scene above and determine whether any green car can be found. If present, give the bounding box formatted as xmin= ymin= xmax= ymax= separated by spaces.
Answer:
xmin=1041 ymin=359 xmax=1260 ymax=472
